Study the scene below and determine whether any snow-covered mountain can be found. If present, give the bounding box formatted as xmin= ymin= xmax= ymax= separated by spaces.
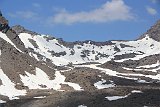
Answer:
xmin=0 ymin=14 xmax=160 ymax=107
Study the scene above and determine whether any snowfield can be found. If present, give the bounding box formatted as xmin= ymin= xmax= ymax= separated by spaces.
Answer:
xmin=18 ymin=33 xmax=160 ymax=66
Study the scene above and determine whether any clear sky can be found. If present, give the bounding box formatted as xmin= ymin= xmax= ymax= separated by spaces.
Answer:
xmin=0 ymin=0 xmax=160 ymax=41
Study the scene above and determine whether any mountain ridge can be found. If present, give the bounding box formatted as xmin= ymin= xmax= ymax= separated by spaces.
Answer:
xmin=138 ymin=20 xmax=160 ymax=41
xmin=11 ymin=19 xmax=160 ymax=43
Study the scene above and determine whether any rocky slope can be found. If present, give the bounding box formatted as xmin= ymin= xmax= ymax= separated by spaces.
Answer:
xmin=0 ymin=13 xmax=160 ymax=107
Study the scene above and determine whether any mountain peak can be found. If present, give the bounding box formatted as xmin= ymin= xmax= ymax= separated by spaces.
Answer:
xmin=139 ymin=20 xmax=160 ymax=41
xmin=147 ymin=20 xmax=160 ymax=41
xmin=12 ymin=25 xmax=38 ymax=35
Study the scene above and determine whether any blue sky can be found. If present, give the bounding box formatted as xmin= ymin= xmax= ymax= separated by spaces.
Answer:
xmin=0 ymin=0 xmax=160 ymax=41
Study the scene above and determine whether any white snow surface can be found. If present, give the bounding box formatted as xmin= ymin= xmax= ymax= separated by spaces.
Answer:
xmin=105 ymin=90 xmax=142 ymax=101
xmin=33 ymin=96 xmax=46 ymax=99
xmin=78 ymin=105 xmax=87 ymax=107
xmin=20 ymin=67 xmax=83 ymax=91
xmin=0 ymin=100 xmax=6 ymax=103
xmin=18 ymin=33 xmax=160 ymax=66
xmin=131 ymin=90 xmax=143 ymax=93
xmin=105 ymin=94 xmax=129 ymax=101
xmin=94 ymin=79 xmax=115 ymax=89
xmin=113 ymin=35 xmax=160 ymax=62
xmin=137 ymin=80 xmax=150 ymax=83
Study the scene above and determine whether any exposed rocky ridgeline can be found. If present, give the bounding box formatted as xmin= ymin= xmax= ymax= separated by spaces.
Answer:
xmin=139 ymin=20 xmax=160 ymax=41
xmin=12 ymin=25 xmax=39 ymax=36
xmin=0 ymin=12 xmax=160 ymax=107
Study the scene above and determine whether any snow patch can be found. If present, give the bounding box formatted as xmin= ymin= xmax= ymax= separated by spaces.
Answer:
xmin=78 ymin=105 xmax=87 ymax=107
xmin=0 ymin=100 xmax=6 ymax=103
xmin=34 ymin=96 xmax=46 ymax=99
xmin=131 ymin=90 xmax=143 ymax=93
xmin=105 ymin=90 xmax=142 ymax=101
xmin=137 ymin=80 xmax=150 ymax=83
xmin=94 ymin=79 xmax=115 ymax=89
xmin=105 ymin=95 xmax=129 ymax=101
